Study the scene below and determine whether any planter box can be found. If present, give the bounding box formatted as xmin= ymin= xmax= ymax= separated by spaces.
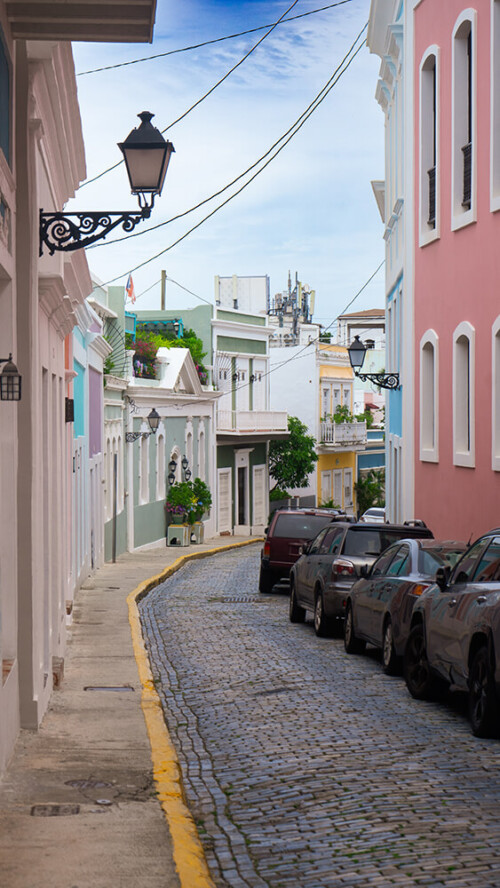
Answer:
xmin=167 ymin=524 xmax=190 ymax=547
xmin=189 ymin=522 xmax=204 ymax=544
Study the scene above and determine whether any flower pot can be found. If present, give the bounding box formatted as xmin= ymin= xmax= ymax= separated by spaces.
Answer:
xmin=190 ymin=522 xmax=204 ymax=544
xmin=170 ymin=514 xmax=185 ymax=525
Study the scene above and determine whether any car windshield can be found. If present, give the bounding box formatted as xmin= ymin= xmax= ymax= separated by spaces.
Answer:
xmin=418 ymin=547 xmax=465 ymax=576
xmin=272 ymin=514 xmax=332 ymax=540
xmin=343 ymin=529 xmax=424 ymax=558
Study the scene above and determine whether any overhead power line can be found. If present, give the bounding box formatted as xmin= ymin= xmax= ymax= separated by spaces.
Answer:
xmin=99 ymin=25 xmax=368 ymax=286
xmin=76 ymin=1 xmax=353 ymax=76
xmin=80 ymin=0 xmax=300 ymax=189
xmin=89 ymin=22 xmax=367 ymax=252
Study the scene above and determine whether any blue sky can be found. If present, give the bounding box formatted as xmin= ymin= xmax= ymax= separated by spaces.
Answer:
xmin=71 ymin=0 xmax=384 ymax=328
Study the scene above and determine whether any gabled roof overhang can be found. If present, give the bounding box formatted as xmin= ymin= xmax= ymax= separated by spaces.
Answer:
xmin=6 ymin=0 xmax=157 ymax=43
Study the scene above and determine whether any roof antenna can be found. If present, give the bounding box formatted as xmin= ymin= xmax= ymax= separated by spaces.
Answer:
xmin=467 ymin=530 xmax=474 ymax=546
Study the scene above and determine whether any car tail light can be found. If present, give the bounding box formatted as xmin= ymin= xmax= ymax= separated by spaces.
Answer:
xmin=263 ymin=542 xmax=271 ymax=558
xmin=332 ymin=558 xmax=355 ymax=579
xmin=412 ymin=583 xmax=431 ymax=596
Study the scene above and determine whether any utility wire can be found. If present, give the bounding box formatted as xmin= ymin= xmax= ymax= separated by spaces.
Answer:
xmin=89 ymin=22 xmax=367 ymax=251
xmin=81 ymin=0 xmax=300 ymax=189
xmin=127 ymin=275 xmax=213 ymax=307
xmin=77 ymin=2 xmax=353 ymax=76
xmin=99 ymin=29 xmax=367 ymax=286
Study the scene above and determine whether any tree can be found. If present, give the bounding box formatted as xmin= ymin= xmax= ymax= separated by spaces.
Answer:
xmin=354 ymin=469 xmax=385 ymax=515
xmin=269 ymin=416 xmax=317 ymax=491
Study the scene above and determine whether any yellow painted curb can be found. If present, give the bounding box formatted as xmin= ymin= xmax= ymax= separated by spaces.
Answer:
xmin=127 ymin=539 xmax=262 ymax=888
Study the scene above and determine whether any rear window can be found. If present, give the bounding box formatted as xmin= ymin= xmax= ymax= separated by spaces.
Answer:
xmin=343 ymin=529 xmax=429 ymax=558
xmin=272 ymin=514 xmax=332 ymax=540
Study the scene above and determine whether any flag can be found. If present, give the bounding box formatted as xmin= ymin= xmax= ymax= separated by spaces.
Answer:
xmin=126 ymin=274 xmax=136 ymax=304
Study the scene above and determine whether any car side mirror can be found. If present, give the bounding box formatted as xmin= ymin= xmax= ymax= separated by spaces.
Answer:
xmin=435 ymin=565 xmax=450 ymax=591
xmin=302 ymin=542 xmax=311 ymax=556
xmin=264 ymin=527 xmax=269 ymax=535
xmin=360 ymin=564 xmax=370 ymax=579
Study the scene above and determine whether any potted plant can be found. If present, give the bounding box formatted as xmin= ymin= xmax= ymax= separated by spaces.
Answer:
xmin=189 ymin=478 xmax=212 ymax=543
xmin=165 ymin=482 xmax=196 ymax=525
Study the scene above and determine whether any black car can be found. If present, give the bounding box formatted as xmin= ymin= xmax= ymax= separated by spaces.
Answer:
xmin=344 ymin=538 xmax=466 ymax=673
xmin=289 ymin=521 xmax=434 ymax=637
xmin=404 ymin=529 xmax=500 ymax=737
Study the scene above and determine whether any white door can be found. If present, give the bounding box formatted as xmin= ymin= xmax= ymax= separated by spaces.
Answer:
xmin=218 ymin=468 xmax=232 ymax=534
xmin=344 ymin=468 xmax=353 ymax=513
xmin=333 ymin=470 xmax=343 ymax=508
xmin=321 ymin=471 xmax=331 ymax=504
xmin=252 ymin=465 xmax=267 ymax=529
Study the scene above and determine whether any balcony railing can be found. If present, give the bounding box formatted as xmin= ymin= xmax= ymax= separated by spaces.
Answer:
xmin=217 ymin=409 xmax=288 ymax=433
xmin=320 ymin=420 xmax=367 ymax=447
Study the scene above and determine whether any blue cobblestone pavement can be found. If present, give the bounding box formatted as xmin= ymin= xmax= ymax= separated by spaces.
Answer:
xmin=139 ymin=544 xmax=500 ymax=888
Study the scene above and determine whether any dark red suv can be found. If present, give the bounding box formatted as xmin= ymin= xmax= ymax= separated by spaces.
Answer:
xmin=259 ymin=508 xmax=348 ymax=594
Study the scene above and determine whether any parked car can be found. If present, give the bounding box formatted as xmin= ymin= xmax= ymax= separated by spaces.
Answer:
xmin=259 ymin=508 xmax=348 ymax=594
xmin=343 ymin=539 xmax=466 ymax=673
xmin=359 ymin=507 xmax=386 ymax=523
xmin=404 ymin=529 xmax=500 ymax=737
xmin=289 ymin=521 xmax=434 ymax=637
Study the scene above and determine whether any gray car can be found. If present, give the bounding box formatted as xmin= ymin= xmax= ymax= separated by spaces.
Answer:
xmin=289 ymin=521 xmax=434 ymax=637
xmin=344 ymin=539 xmax=466 ymax=674
xmin=404 ymin=529 xmax=500 ymax=737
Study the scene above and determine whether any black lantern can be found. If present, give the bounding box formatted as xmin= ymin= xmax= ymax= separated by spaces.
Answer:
xmin=347 ymin=335 xmax=400 ymax=391
xmin=119 ymin=112 xmax=174 ymax=212
xmin=0 ymin=355 xmax=22 ymax=401
xmin=168 ymin=459 xmax=177 ymax=473
xmin=181 ymin=456 xmax=189 ymax=472
xmin=147 ymin=407 xmax=160 ymax=434
xmin=40 ymin=112 xmax=175 ymax=255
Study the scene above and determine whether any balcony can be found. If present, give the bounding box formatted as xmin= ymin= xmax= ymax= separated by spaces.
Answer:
xmin=217 ymin=409 xmax=288 ymax=442
xmin=320 ymin=420 xmax=367 ymax=450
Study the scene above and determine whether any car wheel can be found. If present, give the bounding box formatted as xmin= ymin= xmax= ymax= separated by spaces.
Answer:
xmin=343 ymin=604 xmax=366 ymax=654
xmin=382 ymin=618 xmax=400 ymax=675
xmin=404 ymin=624 xmax=435 ymax=699
xmin=259 ymin=564 xmax=275 ymax=594
xmin=313 ymin=590 xmax=333 ymax=637
xmin=468 ymin=646 xmax=499 ymax=738
xmin=289 ymin=579 xmax=306 ymax=623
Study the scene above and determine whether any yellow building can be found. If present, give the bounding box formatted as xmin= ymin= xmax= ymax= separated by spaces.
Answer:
xmin=316 ymin=344 xmax=367 ymax=514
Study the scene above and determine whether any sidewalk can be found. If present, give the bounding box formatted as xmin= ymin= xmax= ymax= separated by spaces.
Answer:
xmin=0 ymin=537 xmax=258 ymax=888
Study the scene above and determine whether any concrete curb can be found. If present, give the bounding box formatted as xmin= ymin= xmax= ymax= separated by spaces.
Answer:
xmin=127 ymin=539 xmax=263 ymax=888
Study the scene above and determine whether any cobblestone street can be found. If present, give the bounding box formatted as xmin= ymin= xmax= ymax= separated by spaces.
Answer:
xmin=139 ymin=544 xmax=500 ymax=888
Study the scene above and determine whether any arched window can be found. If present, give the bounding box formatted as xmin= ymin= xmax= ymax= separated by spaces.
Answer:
xmin=420 ymin=47 xmax=440 ymax=243
xmin=198 ymin=423 xmax=206 ymax=481
xmin=139 ymin=433 xmax=149 ymax=503
xmin=452 ymin=11 xmax=477 ymax=229
xmin=156 ymin=430 xmax=165 ymax=500
xmin=420 ymin=330 xmax=439 ymax=461
xmin=453 ymin=321 xmax=475 ymax=466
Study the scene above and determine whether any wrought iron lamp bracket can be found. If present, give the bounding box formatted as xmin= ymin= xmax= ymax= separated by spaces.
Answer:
xmin=39 ymin=206 xmax=153 ymax=256
xmin=356 ymin=371 xmax=400 ymax=391
xmin=125 ymin=431 xmax=152 ymax=443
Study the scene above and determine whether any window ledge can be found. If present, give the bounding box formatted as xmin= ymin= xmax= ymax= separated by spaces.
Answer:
xmin=451 ymin=208 xmax=476 ymax=231
xmin=453 ymin=451 xmax=475 ymax=467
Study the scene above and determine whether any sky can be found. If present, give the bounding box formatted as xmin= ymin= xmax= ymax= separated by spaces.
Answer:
xmin=70 ymin=0 xmax=384 ymax=332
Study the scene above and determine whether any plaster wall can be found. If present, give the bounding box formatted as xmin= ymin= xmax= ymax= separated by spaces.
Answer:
xmin=413 ymin=0 xmax=500 ymax=539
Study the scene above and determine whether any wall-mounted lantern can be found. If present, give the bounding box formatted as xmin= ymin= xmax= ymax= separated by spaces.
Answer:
xmin=0 ymin=354 xmax=22 ymax=401
xmin=347 ymin=335 xmax=400 ymax=391
xmin=126 ymin=407 xmax=161 ymax=443
xmin=40 ymin=112 xmax=175 ymax=255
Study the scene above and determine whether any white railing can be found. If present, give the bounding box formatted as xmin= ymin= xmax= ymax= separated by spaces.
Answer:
xmin=320 ymin=420 xmax=367 ymax=446
xmin=217 ymin=409 xmax=288 ymax=433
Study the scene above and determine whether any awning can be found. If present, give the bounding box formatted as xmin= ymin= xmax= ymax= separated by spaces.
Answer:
xmin=6 ymin=0 xmax=157 ymax=43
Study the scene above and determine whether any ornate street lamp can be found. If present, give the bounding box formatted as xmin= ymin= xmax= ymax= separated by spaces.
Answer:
xmin=40 ymin=112 xmax=175 ymax=255
xmin=347 ymin=335 xmax=400 ymax=391
xmin=168 ymin=458 xmax=177 ymax=486
xmin=125 ymin=407 xmax=161 ymax=443
xmin=0 ymin=354 xmax=22 ymax=401
xmin=181 ymin=455 xmax=192 ymax=481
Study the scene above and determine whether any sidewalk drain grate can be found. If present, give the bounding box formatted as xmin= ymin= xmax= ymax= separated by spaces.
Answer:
xmin=84 ymin=685 xmax=135 ymax=692
xmin=65 ymin=779 xmax=112 ymax=789
xmin=254 ymin=687 xmax=290 ymax=697
xmin=210 ymin=596 xmax=269 ymax=604
xmin=31 ymin=804 xmax=80 ymax=817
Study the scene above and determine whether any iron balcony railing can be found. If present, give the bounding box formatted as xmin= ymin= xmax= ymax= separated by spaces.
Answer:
xmin=428 ymin=166 xmax=436 ymax=227
xmin=462 ymin=142 xmax=472 ymax=209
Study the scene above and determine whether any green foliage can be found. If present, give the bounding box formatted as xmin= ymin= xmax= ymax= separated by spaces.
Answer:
xmin=269 ymin=487 xmax=291 ymax=502
xmin=192 ymin=477 xmax=212 ymax=521
xmin=332 ymin=404 xmax=354 ymax=423
xmin=319 ymin=331 xmax=332 ymax=343
xmin=318 ymin=498 xmax=342 ymax=510
xmin=269 ymin=415 xmax=317 ymax=491
xmin=355 ymin=407 xmax=374 ymax=429
xmin=354 ymin=469 xmax=385 ymax=514
xmin=132 ymin=328 xmax=208 ymax=384
xmin=166 ymin=478 xmax=212 ymax=522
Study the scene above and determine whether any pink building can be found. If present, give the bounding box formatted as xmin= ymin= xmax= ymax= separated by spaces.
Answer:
xmin=414 ymin=0 xmax=500 ymax=540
